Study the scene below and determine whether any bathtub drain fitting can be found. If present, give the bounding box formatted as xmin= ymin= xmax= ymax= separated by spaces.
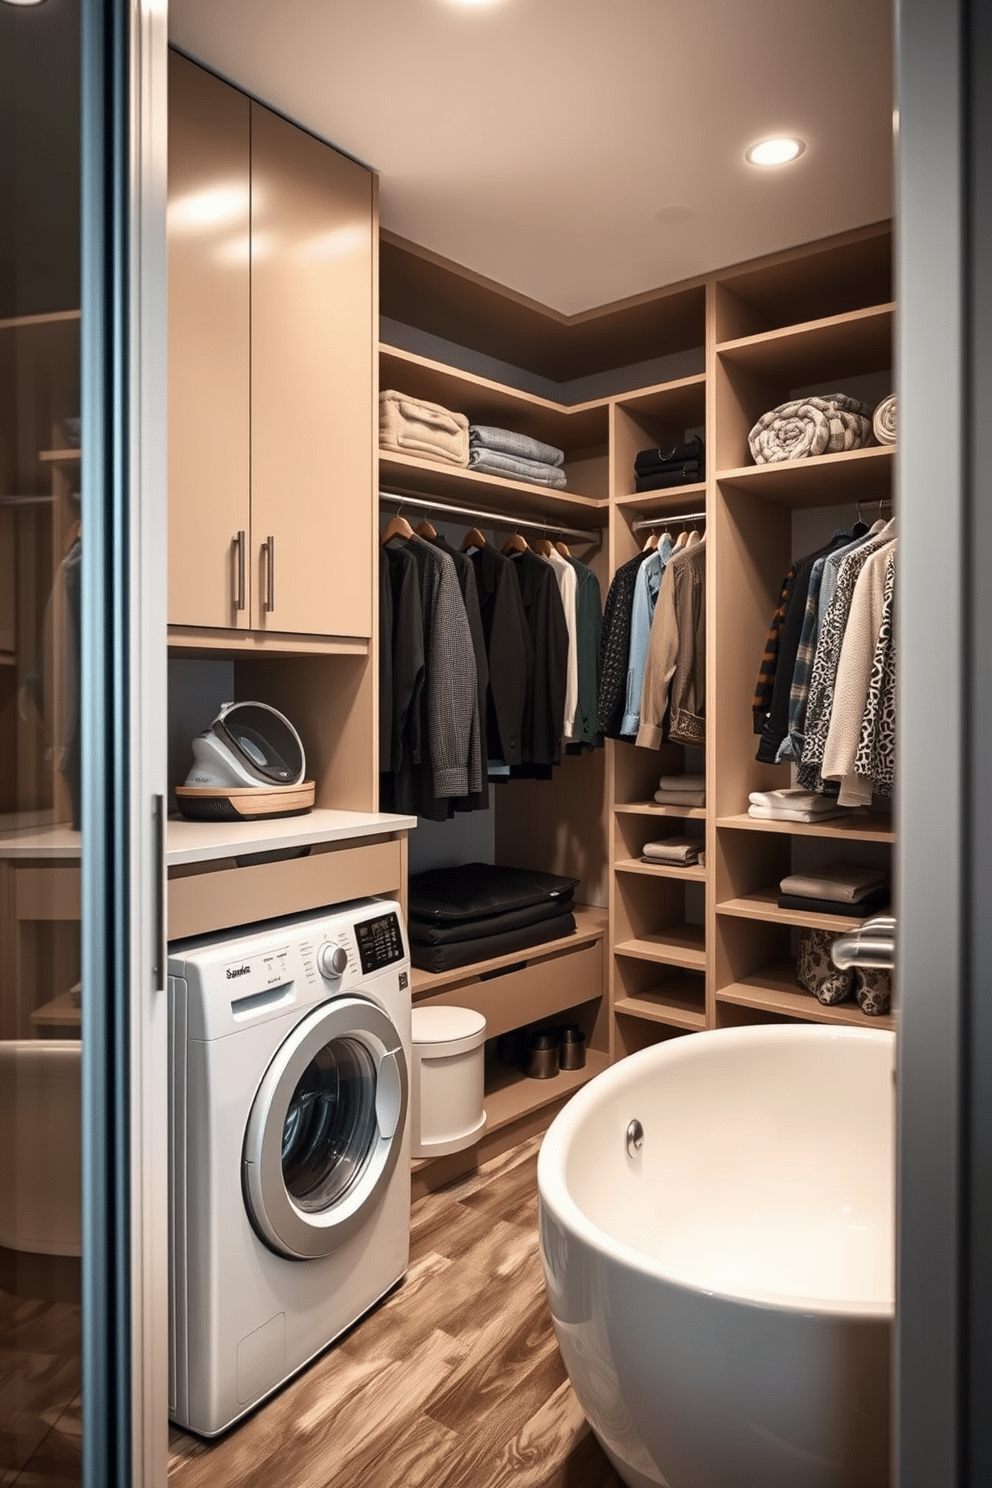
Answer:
xmin=626 ymin=1119 xmax=644 ymax=1157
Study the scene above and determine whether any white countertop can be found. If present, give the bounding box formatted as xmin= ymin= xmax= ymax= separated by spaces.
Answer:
xmin=0 ymin=809 xmax=416 ymax=865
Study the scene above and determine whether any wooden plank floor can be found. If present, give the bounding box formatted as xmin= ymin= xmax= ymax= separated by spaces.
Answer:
xmin=0 ymin=1287 xmax=82 ymax=1486
xmin=168 ymin=1135 xmax=623 ymax=1488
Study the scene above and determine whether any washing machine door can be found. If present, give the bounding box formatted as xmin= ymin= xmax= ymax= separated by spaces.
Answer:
xmin=242 ymin=995 xmax=408 ymax=1259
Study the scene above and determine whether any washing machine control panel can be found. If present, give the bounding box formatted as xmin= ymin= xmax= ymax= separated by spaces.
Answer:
xmin=355 ymin=911 xmax=405 ymax=974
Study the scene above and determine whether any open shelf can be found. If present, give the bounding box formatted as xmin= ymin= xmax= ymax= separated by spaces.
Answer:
xmin=614 ymin=980 xmax=706 ymax=1032
xmin=410 ymin=905 xmax=607 ymax=997
xmin=38 ymin=447 xmax=81 ymax=466
xmin=379 ymin=343 xmax=609 ymax=450
xmin=717 ymin=811 xmax=894 ymax=844
xmin=613 ymin=373 xmax=706 ymax=430
xmin=616 ymin=801 xmax=707 ymax=820
xmin=717 ymin=888 xmax=890 ymax=933
xmin=614 ymin=481 xmax=707 ymax=514
xmin=483 ymin=1048 xmax=611 ymax=1133
xmin=615 ymin=857 xmax=706 ymax=882
xmin=614 ymin=923 xmax=706 ymax=970
xmin=716 ymin=303 xmax=894 ymax=383
xmin=716 ymin=445 xmax=894 ymax=507
xmin=378 ymin=449 xmax=608 ymax=526
xmin=718 ymin=961 xmax=895 ymax=1032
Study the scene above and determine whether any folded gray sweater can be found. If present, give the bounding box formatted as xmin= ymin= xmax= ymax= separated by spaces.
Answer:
xmin=469 ymin=424 xmax=564 ymax=467
xmin=467 ymin=446 xmax=568 ymax=488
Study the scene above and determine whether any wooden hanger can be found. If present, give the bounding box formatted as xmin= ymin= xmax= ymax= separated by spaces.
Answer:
xmin=381 ymin=511 xmax=413 ymax=545
xmin=531 ymin=536 xmax=553 ymax=558
xmin=685 ymin=529 xmax=702 ymax=549
xmin=642 ymin=531 xmax=659 ymax=552
xmin=672 ymin=528 xmax=689 ymax=552
xmin=502 ymin=531 xmax=529 ymax=555
xmin=555 ymin=540 xmax=571 ymax=558
xmin=414 ymin=516 xmax=438 ymax=540
xmin=461 ymin=526 xmax=487 ymax=551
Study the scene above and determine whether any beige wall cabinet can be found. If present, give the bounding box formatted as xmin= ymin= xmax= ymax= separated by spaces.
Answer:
xmin=168 ymin=53 xmax=374 ymax=641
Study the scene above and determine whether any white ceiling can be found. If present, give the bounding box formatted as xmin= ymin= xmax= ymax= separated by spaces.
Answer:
xmin=169 ymin=0 xmax=894 ymax=317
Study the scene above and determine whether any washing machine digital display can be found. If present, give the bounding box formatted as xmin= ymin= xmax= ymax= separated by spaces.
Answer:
xmin=355 ymin=912 xmax=404 ymax=974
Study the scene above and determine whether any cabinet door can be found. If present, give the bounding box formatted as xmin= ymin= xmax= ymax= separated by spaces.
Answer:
xmin=250 ymin=103 xmax=374 ymax=638
xmin=168 ymin=55 xmax=251 ymax=629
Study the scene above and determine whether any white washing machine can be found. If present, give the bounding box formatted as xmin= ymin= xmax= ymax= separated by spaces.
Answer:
xmin=168 ymin=898 xmax=411 ymax=1437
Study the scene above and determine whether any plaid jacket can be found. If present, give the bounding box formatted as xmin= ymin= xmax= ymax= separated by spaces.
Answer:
xmin=752 ymin=568 xmax=796 ymax=735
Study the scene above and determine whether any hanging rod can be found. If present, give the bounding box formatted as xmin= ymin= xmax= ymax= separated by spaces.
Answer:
xmin=631 ymin=508 xmax=706 ymax=533
xmin=379 ymin=489 xmax=601 ymax=544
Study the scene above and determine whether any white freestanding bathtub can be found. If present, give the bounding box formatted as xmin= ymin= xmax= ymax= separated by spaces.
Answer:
xmin=538 ymin=1025 xmax=894 ymax=1488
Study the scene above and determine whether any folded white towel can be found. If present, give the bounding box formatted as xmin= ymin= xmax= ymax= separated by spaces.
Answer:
xmin=872 ymin=394 xmax=897 ymax=446
xmin=748 ymin=788 xmax=840 ymax=814
xmin=659 ymin=774 xmax=705 ymax=792
xmin=379 ymin=390 xmax=469 ymax=466
xmin=748 ymin=803 xmax=849 ymax=823
xmin=654 ymin=789 xmax=706 ymax=807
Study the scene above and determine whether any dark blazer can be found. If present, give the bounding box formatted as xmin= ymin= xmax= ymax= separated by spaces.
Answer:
xmin=469 ymin=542 xmax=532 ymax=767
xmin=507 ymin=547 xmax=568 ymax=768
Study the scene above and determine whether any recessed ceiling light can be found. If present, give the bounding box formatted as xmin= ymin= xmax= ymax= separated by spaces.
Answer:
xmin=745 ymin=137 xmax=806 ymax=167
xmin=1 ymin=0 xmax=48 ymax=7
xmin=445 ymin=0 xmax=506 ymax=7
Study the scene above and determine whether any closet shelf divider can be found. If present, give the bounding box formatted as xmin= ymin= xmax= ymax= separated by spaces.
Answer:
xmin=614 ymin=927 xmax=706 ymax=971
xmin=715 ymin=812 xmax=895 ymax=844
xmin=715 ymin=301 xmax=895 ymax=381
xmin=717 ymin=967 xmax=896 ymax=1033
xmin=615 ymin=858 xmax=707 ymax=883
xmin=616 ymin=803 xmax=707 ymax=821
xmin=716 ymin=445 xmax=895 ymax=507
xmin=717 ymin=889 xmax=890 ymax=933
xmin=614 ymin=992 xmax=707 ymax=1032
xmin=378 ymin=450 xmax=608 ymax=523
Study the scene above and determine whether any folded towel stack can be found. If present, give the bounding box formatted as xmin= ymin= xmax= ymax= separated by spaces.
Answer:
xmin=634 ymin=435 xmax=705 ymax=493
xmin=747 ymin=787 xmax=849 ymax=823
xmin=641 ymin=836 xmax=702 ymax=865
xmin=468 ymin=425 xmax=567 ymax=489
xmin=748 ymin=394 xmax=873 ymax=465
xmin=654 ymin=773 xmax=706 ymax=808
xmin=778 ymin=863 xmax=890 ymax=918
xmin=379 ymin=389 xmax=469 ymax=466
xmin=872 ymin=393 xmax=897 ymax=446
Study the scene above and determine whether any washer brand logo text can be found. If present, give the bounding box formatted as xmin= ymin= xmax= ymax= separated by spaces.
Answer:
xmin=226 ymin=965 xmax=251 ymax=980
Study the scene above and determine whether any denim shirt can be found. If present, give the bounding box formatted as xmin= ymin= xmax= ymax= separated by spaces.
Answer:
xmin=620 ymin=535 xmax=672 ymax=739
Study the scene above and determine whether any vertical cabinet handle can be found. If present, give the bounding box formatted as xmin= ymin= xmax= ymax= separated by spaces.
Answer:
xmin=152 ymin=794 xmax=165 ymax=992
xmin=265 ymin=534 xmax=275 ymax=612
xmin=233 ymin=530 xmax=246 ymax=612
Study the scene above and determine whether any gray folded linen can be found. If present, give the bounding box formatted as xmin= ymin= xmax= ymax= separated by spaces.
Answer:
xmin=779 ymin=864 xmax=889 ymax=902
xmin=748 ymin=394 xmax=873 ymax=464
xmin=467 ymin=447 xmax=568 ymax=488
xmin=469 ymin=424 xmax=564 ymax=468
xmin=872 ymin=394 xmax=897 ymax=446
xmin=659 ymin=774 xmax=705 ymax=792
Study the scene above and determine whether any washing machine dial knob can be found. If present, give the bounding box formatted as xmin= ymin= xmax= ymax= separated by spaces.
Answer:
xmin=317 ymin=943 xmax=349 ymax=980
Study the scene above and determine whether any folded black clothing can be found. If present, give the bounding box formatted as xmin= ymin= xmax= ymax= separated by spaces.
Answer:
xmin=635 ymin=466 xmax=704 ymax=492
xmin=634 ymin=436 xmax=704 ymax=474
xmin=410 ymin=911 xmax=577 ymax=973
xmin=408 ymin=861 xmax=580 ymax=923
xmin=777 ymin=886 xmax=891 ymax=918
xmin=409 ymin=893 xmax=575 ymax=946
xmin=635 ymin=456 xmax=706 ymax=476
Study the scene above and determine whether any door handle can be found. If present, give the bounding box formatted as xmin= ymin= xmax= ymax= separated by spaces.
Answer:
xmin=265 ymin=534 xmax=275 ymax=613
xmin=152 ymin=794 xmax=165 ymax=991
xmin=233 ymin=530 xmax=246 ymax=612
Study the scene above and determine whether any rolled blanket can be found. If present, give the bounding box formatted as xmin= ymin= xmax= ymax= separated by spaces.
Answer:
xmin=748 ymin=394 xmax=873 ymax=465
xmin=469 ymin=424 xmax=564 ymax=468
xmin=659 ymin=774 xmax=705 ymax=792
xmin=467 ymin=447 xmax=568 ymax=489
xmin=379 ymin=390 xmax=469 ymax=466
xmin=872 ymin=394 xmax=897 ymax=446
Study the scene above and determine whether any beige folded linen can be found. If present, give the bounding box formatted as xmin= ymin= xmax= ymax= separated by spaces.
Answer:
xmin=658 ymin=774 xmax=705 ymax=792
xmin=654 ymin=789 xmax=706 ymax=807
xmin=748 ymin=803 xmax=848 ymax=823
xmin=379 ymin=389 xmax=469 ymax=466
xmin=872 ymin=394 xmax=897 ymax=446
xmin=643 ymin=837 xmax=700 ymax=863
xmin=779 ymin=864 xmax=889 ymax=902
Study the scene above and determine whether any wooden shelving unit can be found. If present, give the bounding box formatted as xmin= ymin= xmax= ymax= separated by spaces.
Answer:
xmin=717 ymin=889 xmax=891 ymax=933
xmin=716 ymin=811 xmax=895 ymax=844
xmin=483 ymin=1048 xmax=611 ymax=1134
xmin=378 ymin=448 xmax=608 ymax=525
